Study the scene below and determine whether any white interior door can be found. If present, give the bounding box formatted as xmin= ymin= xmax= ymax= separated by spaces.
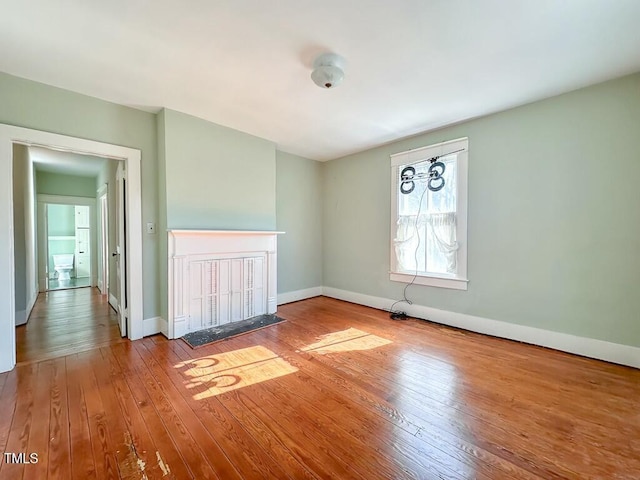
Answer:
xmin=74 ymin=211 xmax=90 ymax=278
xmin=115 ymin=162 xmax=127 ymax=337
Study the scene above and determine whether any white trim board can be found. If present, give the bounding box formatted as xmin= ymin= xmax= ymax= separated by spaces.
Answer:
xmin=321 ymin=287 xmax=640 ymax=369
xmin=109 ymin=293 xmax=118 ymax=312
xmin=277 ymin=287 xmax=323 ymax=305
xmin=0 ymin=124 xmax=144 ymax=373
xmin=15 ymin=310 xmax=28 ymax=327
xmin=16 ymin=284 xmax=38 ymax=325
xmin=143 ymin=317 xmax=168 ymax=337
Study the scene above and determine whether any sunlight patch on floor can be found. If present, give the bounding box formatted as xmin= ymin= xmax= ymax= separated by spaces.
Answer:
xmin=175 ymin=345 xmax=298 ymax=400
xmin=300 ymin=327 xmax=392 ymax=354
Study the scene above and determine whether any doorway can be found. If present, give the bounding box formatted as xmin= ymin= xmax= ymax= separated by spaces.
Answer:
xmin=38 ymin=199 xmax=95 ymax=291
xmin=0 ymin=124 xmax=144 ymax=373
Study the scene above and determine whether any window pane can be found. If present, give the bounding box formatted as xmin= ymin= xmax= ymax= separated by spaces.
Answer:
xmin=426 ymin=224 xmax=449 ymax=274
xmin=427 ymin=156 xmax=456 ymax=214
xmin=396 ymin=154 xmax=458 ymax=276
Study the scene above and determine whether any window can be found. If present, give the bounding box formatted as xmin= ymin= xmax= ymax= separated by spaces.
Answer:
xmin=390 ymin=138 xmax=468 ymax=290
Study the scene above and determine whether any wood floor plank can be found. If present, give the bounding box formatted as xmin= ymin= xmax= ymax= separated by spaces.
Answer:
xmin=110 ymin=342 xmax=195 ymax=480
xmin=16 ymin=288 xmax=125 ymax=366
xmin=6 ymin=293 xmax=640 ymax=479
xmin=0 ymin=370 xmax=18 ymax=454
xmin=134 ymin=339 xmax=260 ymax=480
xmin=26 ymin=360 xmax=54 ymax=480
xmin=147 ymin=337 xmax=323 ymax=480
xmin=138 ymin=338 xmax=297 ymax=479
xmin=74 ymin=351 xmax=119 ymax=479
xmin=255 ymin=325 xmax=544 ymax=480
xmin=0 ymin=364 xmax=37 ymax=480
xmin=47 ymin=357 xmax=71 ymax=480
xmin=65 ymin=355 xmax=97 ymax=480
xmin=288 ymin=313 xmax=581 ymax=478
xmin=199 ymin=333 xmax=466 ymax=480
xmin=211 ymin=320 xmax=514 ymax=480
xmin=87 ymin=346 xmax=153 ymax=480
xmin=125 ymin=342 xmax=227 ymax=480
xmin=98 ymin=346 xmax=174 ymax=480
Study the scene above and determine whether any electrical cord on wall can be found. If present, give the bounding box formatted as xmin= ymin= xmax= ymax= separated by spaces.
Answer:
xmin=389 ymin=182 xmax=429 ymax=321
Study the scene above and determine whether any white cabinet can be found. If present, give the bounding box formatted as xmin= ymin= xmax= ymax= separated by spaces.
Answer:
xmin=75 ymin=255 xmax=90 ymax=278
xmin=74 ymin=208 xmax=90 ymax=278
xmin=74 ymin=206 xmax=90 ymax=228
xmin=188 ymin=256 xmax=266 ymax=333
xmin=75 ymin=228 xmax=90 ymax=278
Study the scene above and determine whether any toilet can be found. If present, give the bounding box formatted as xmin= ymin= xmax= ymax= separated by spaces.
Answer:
xmin=53 ymin=254 xmax=74 ymax=281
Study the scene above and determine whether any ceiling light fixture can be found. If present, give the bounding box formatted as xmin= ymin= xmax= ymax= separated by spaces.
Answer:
xmin=311 ymin=53 xmax=346 ymax=89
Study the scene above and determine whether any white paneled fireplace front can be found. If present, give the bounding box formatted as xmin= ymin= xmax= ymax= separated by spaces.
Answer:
xmin=167 ymin=230 xmax=283 ymax=339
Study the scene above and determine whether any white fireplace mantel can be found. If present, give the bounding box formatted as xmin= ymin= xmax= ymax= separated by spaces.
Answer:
xmin=167 ymin=230 xmax=284 ymax=339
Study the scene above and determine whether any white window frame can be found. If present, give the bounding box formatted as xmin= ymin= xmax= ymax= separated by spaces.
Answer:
xmin=390 ymin=137 xmax=469 ymax=290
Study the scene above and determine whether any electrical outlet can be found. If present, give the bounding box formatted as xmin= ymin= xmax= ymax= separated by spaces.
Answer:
xmin=146 ymin=222 xmax=156 ymax=234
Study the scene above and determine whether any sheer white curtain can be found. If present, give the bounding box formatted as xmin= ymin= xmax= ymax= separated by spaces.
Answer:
xmin=394 ymin=213 xmax=458 ymax=273
xmin=427 ymin=212 xmax=458 ymax=273
xmin=393 ymin=214 xmax=427 ymax=271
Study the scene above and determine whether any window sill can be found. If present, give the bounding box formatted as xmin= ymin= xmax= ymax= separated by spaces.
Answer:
xmin=389 ymin=272 xmax=468 ymax=291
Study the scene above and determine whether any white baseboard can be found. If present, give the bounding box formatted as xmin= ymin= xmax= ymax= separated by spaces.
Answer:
xmin=278 ymin=286 xmax=323 ymax=305
xmin=15 ymin=310 xmax=28 ymax=326
xmin=322 ymin=287 xmax=640 ymax=369
xmin=143 ymin=316 xmax=168 ymax=337
xmin=25 ymin=290 xmax=38 ymax=323
xmin=109 ymin=293 xmax=118 ymax=312
xmin=15 ymin=291 xmax=39 ymax=327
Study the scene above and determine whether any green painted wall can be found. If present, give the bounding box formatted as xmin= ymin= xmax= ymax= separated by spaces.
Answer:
xmin=276 ymin=151 xmax=323 ymax=293
xmin=0 ymin=72 xmax=159 ymax=319
xmin=36 ymin=171 xmax=96 ymax=197
xmin=12 ymin=145 xmax=28 ymax=313
xmin=162 ymin=109 xmax=276 ymax=230
xmin=157 ymin=110 xmax=169 ymax=320
xmin=47 ymin=204 xmax=75 ymax=236
xmin=323 ymin=73 xmax=640 ymax=347
xmin=6 ymin=70 xmax=637 ymax=349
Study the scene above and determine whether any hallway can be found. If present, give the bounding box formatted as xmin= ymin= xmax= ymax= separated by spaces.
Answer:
xmin=16 ymin=287 xmax=126 ymax=365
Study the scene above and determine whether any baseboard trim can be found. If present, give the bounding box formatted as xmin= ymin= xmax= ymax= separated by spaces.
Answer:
xmin=143 ymin=316 xmax=168 ymax=337
xmin=27 ymin=290 xmax=38 ymax=315
xmin=109 ymin=293 xmax=118 ymax=312
xmin=278 ymin=286 xmax=323 ymax=305
xmin=15 ymin=310 xmax=28 ymax=326
xmin=321 ymin=286 xmax=640 ymax=369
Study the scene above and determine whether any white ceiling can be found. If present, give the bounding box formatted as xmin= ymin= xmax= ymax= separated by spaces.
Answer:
xmin=30 ymin=146 xmax=107 ymax=177
xmin=2 ymin=1 xmax=640 ymax=161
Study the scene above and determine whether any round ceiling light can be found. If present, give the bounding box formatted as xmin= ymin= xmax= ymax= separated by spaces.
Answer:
xmin=311 ymin=53 xmax=346 ymax=89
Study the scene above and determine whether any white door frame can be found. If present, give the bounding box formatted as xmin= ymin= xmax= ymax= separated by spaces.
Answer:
xmin=115 ymin=162 xmax=127 ymax=337
xmin=0 ymin=124 xmax=144 ymax=373
xmin=36 ymin=195 xmax=97 ymax=291
xmin=97 ymin=185 xmax=109 ymax=295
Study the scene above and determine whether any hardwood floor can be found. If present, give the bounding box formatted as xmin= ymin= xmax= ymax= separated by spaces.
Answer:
xmin=16 ymin=287 xmax=126 ymax=365
xmin=2 ymin=295 xmax=639 ymax=479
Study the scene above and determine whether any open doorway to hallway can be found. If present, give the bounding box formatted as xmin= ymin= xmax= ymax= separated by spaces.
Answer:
xmin=13 ymin=144 xmax=127 ymax=364
xmin=1 ymin=124 xmax=144 ymax=374
xmin=41 ymin=202 xmax=93 ymax=291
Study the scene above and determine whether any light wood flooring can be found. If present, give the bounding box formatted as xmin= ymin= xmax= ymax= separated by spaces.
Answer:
xmin=16 ymin=287 xmax=125 ymax=365
xmin=2 ymin=295 xmax=639 ymax=479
